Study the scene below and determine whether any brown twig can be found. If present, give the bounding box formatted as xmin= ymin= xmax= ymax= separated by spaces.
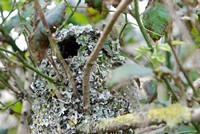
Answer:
xmin=33 ymin=0 xmax=78 ymax=95
xmin=17 ymin=100 xmax=31 ymax=134
xmin=161 ymin=0 xmax=194 ymax=45
xmin=14 ymin=0 xmax=37 ymax=66
xmin=0 ymin=73 xmax=21 ymax=95
xmin=0 ymin=31 xmax=23 ymax=55
xmin=0 ymin=48 xmax=56 ymax=83
xmin=82 ymin=0 xmax=133 ymax=114
xmin=168 ymin=42 xmax=198 ymax=97
xmin=0 ymin=99 xmax=21 ymax=111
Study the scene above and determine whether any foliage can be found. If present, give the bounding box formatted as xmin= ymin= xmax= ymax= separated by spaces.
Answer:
xmin=107 ymin=63 xmax=153 ymax=88
xmin=142 ymin=1 xmax=170 ymax=41
xmin=135 ymin=42 xmax=171 ymax=67
xmin=191 ymin=25 xmax=200 ymax=48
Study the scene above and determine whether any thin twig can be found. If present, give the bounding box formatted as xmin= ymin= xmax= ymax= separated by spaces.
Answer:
xmin=58 ymin=0 xmax=81 ymax=31
xmin=0 ymin=77 xmax=20 ymax=95
xmin=118 ymin=13 xmax=128 ymax=40
xmin=0 ymin=48 xmax=56 ymax=83
xmin=0 ymin=28 xmax=23 ymax=55
xmin=17 ymin=100 xmax=31 ymax=134
xmin=0 ymin=99 xmax=21 ymax=111
xmin=0 ymin=0 xmax=15 ymax=25
xmin=33 ymin=0 xmax=78 ymax=95
xmin=8 ymin=69 xmax=32 ymax=99
xmin=0 ymin=50 xmax=21 ymax=65
xmin=168 ymin=42 xmax=198 ymax=97
xmin=63 ymin=0 xmax=73 ymax=11
xmin=130 ymin=1 xmax=153 ymax=51
xmin=14 ymin=0 xmax=36 ymax=66
xmin=0 ymin=65 xmax=21 ymax=95
xmin=162 ymin=77 xmax=179 ymax=102
xmin=82 ymin=0 xmax=133 ymax=114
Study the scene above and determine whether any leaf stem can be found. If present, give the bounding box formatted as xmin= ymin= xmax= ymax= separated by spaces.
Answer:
xmin=59 ymin=0 xmax=81 ymax=30
xmin=131 ymin=0 xmax=153 ymax=52
xmin=162 ymin=77 xmax=178 ymax=102
xmin=0 ymin=48 xmax=56 ymax=84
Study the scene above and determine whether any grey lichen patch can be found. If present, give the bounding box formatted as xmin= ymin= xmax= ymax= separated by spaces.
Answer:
xmin=30 ymin=24 xmax=140 ymax=133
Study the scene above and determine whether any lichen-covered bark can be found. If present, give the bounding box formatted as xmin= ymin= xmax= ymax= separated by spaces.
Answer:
xmin=77 ymin=104 xmax=200 ymax=133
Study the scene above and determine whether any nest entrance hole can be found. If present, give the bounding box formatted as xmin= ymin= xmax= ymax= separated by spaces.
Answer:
xmin=58 ymin=36 xmax=80 ymax=59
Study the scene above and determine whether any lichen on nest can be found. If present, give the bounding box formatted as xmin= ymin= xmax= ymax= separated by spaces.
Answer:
xmin=30 ymin=24 xmax=139 ymax=133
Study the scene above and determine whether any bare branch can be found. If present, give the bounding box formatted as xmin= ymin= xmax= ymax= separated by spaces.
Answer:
xmin=33 ymin=0 xmax=78 ymax=95
xmin=17 ymin=100 xmax=31 ymax=134
xmin=82 ymin=0 xmax=133 ymax=114
xmin=168 ymin=41 xmax=198 ymax=97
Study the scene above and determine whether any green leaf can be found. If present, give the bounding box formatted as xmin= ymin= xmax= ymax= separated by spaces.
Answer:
xmin=171 ymin=41 xmax=185 ymax=45
xmin=0 ymin=0 xmax=12 ymax=11
xmin=4 ymin=16 xmax=21 ymax=32
xmin=122 ymin=24 xmax=136 ymax=44
xmin=4 ymin=2 xmax=34 ymax=32
xmin=0 ymin=82 xmax=6 ymax=89
xmin=68 ymin=11 xmax=91 ymax=25
xmin=86 ymin=6 xmax=108 ymax=23
xmin=107 ymin=64 xmax=154 ymax=88
xmin=34 ymin=2 xmax=66 ymax=40
xmin=143 ymin=78 xmax=157 ymax=103
xmin=143 ymin=2 xmax=170 ymax=41
xmin=151 ymin=54 xmax=165 ymax=63
xmin=12 ymin=101 xmax=22 ymax=113
xmin=191 ymin=26 xmax=200 ymax=47
xmin=135 ymin=45 xmax=151 ymax=59
xmin=175 ymin=125 xmax=197 ymax=133
xmin=159 ymin=43 xmax=171 ymax=52
xmin=85 ymin=0 xmax=102 ymax=11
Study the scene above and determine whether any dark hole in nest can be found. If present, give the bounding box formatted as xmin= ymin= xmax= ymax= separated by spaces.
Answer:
xmin=58 ymin=36 xmax=80 ymax=59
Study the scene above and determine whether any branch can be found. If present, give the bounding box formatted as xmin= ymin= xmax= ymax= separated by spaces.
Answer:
xmin=0 ymin=0 xmax=15 ymax=25
xmin=0 ymin=73 xmax=20 ymax=95
xmin=0 ymin=31 xmax=23 ymax=55
xmin=129 ymin=1 xmax=192 ymax=101
xmin=129 ymin=0 xmax=153 ymax=51
xmin=82 ymin=0 xmax=133 ymax=114
xmin=58 ymin=0 xmax=81 ymax=31
xmin=168 ymin=42 xmax=198 ymax=97
xmin=0 ymin=48 xmax=56 ymax=84
xmin=0 ymin=99 xmax=21 ymax=111
xmin=33 ymin=0 xmax=78 ymax=96
xmin=77 ymin=104 xmax=200 ymax=133
xmin=162 ymin=76 xmax=179 ymax=102
xmin=17 ymin=100 xmax=31 ymax=134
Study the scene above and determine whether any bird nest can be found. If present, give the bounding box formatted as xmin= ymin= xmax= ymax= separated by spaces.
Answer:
xmin=30 ymin=24 xmax=139 ymax=133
